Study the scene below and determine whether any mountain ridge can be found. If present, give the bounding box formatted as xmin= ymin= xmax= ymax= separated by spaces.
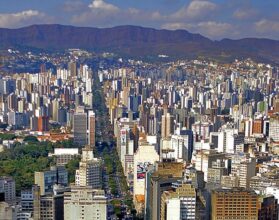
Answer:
xmin=0 ymin=24 xmax=278 ymax=63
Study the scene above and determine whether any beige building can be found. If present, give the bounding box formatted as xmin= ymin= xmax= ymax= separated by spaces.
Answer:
xmin=64 ymin=186 xmax=107 ymax=220
xmin=231 ymin=154 xmax=256 ymax=188
xmin=161 ymin=109 xmax=174 ymax=139
xmin=0 ymin=202 xmax=18 ymax=220
xmin=133 ymin=141 xmax=159 ymax=214
xmin=211 ymin=188 xmax=259 ymax=220
xmin=221 ymin=175 xmax=239 ymax=188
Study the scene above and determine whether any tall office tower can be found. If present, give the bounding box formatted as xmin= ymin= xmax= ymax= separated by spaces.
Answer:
xmin=30 ymin=116 xmax=38 ymax=131
xmin=68 ymin=61 xmax=77 ymax=77
xmin=38 ymin=116 xmax=49 ymax=132
xmin=88 ymin=110 xmax=96 ymax=147
xmin=161 ymin=110 xmax=174 ymax=138
xmin=33 ymin=184 xmax=65 ymax=220
xmin=269 ymin=115 xmax=279 ymax=142
xmin=164 ymin=130 xmax=193 ymax=162
xmin=75 ymin=146 xmax=102 ymax=188
xmin=52 ymin=99 xmax=59 ymax=121
xmin=211 ymin=188 xmax=259 ymax=220
xmin=64 ymin=186 xmax=107 ymax=220
xmin=258 ymin=195 xmax=278 ymax=220
xmin=0 ymin=176 xmax=16 ymax=204
xmin=73 ymin=110 xmax=87 ymax=146
xmin=145 ymin=162 xmax=184 ymax=220
xmin=231 ymin=154 xmax=256 ymax=188
xmin=18 ymin=99 xmax=25 ymax=113
xmin=128 ymin=94 xmax=142 ymax=112
xmin=34 ymin=166 xmax=68 ymax=196
xmin=161 ymin=183 xmax=196 ymax=220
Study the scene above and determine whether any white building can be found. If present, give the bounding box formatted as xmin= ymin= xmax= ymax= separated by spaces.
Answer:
xmin=64 ymin=186 xmax=107 ymax=220
xmin=133 ymin=141 xmax=159 ymax=200
xmin=52 ymin=148 xmax=79 ymax=166
xmin=162 ymin=183 xmax=196 ymax=220
xmin=75 ymin=146 xmax=102 ymax=188
xmin=269 ymin=116 xmax=279 ymax=142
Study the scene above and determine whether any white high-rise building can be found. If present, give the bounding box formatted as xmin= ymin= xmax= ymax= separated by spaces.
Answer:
xmin=161 ymin=183 xmax=196 ymax=220
xmin=162 ymin=131 xmax=193 ymax=162
xmin=64 ymin=186 xmax=107 ymax=220
xmin=75 ymin=146 xmax=102 ymax=188
xmin=133 ymin=141 xmax=159 ymax=201
xmin=269 ymin=116 xmax=279 ymax=142
xmin=210 ymin=124 xmax=244 ymax=153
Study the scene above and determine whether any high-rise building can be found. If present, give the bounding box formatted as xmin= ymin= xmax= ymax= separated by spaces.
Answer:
xmin=146 ymin=162 xmax=184 ymax=220
xmin=68 ymin=61 xmax=77 ymax=77
xmin=161 ymin=109 xmax=174 ymax=139
xmin=207 ymin=159 xmax=228 ymax=185
xmin=258 ymin=195 xmax=278 ymax=220
xmin=163 ymin=130 xmax=193 ymax=162
xmin=52 ymin=99 xmax=59 ymax=122
xmin=211 ymin=188 xmax=259 ymax=220
xmin=269 ymin=115 xmax=279 ymax=142
xmin=193 ymin=150 xmax=226 ymax=182
xmin=38 ymin=116 xmax=49 ymax=132
xmin=231 ymin=154 xmax=256 ymax=188
xmin=0 ymin=177 xmax=16 ymax=204
xmin=161 ymin=183 xmax=196 ymax=220
xmin=64 ymin=186 xmax=107 ymax=220
xmin=33 ymin=184 xmax=66 ymax=220
xmin=88 ymin=110 xmax=95 ymax=147
xmin=21 ymin=187 xmax=35 ymax=215
xmin=73 ymin=110 xmax=87 ymax=146
xmin=34 ymin=166 xmax=68 ymax=196
xmin=133 ymin=141 xmax=159 ymax=214
xmin=75 ymin=146 xmax=102 ymax=188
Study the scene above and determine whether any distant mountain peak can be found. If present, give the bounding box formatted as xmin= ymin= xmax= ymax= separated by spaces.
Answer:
xmin=0 ymin=24 xmax=278 ymax=63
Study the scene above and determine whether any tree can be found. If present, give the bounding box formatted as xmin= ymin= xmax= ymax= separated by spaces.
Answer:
xmin=23 ymin=135 xmax=38 ymax=143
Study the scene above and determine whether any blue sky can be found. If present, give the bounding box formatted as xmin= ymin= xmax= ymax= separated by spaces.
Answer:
xmin=0 ymin=0 xmax=278 ymax=40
